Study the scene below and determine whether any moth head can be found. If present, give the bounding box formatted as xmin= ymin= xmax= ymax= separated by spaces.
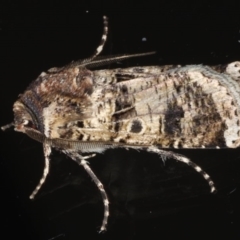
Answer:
xmin=12 ymin=100 xmax=40 ymax=133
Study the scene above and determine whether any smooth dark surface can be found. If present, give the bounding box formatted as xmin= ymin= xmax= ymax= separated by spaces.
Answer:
xmin=1 ymin=1 xmax=240 ymax=239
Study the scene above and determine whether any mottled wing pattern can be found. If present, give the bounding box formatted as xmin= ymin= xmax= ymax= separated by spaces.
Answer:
xmin=80 ymin=65 xmax=240 ymax=149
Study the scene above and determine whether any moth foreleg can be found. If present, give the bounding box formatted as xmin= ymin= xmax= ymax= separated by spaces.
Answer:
xmin=146 ymin=146 xmax=217 ymax=193
xmin=66 ymin=152 xmax=109 ymax=233
xmin=30 ymin=142 xmax=52 ymax=199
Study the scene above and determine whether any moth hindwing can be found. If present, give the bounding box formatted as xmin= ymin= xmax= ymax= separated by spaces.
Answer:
xmin=3 ymin=16 xmax=240 ymax=232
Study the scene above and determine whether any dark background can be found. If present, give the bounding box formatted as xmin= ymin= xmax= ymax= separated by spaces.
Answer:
xmin=1 ymin=1 xmax=240 ymax=239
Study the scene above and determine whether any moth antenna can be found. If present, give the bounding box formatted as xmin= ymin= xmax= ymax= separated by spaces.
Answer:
xmin=82 ymin=51 xmax=156 ymax=68
xmin=52 ymin=15 xmax=154 ymax=71
xmin=25 ymin=128 xmax=46 ymax=143
xmin=147 ymin=147 xmax=216 ymax=193
xmin=30 ymin=142 xmax=51 ymax=199
xmin=64 ymin=51 xmax=155 ymax=70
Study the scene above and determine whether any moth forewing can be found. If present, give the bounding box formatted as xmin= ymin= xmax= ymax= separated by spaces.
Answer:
xmin=2 ymin=16 xmax=240 ymax=232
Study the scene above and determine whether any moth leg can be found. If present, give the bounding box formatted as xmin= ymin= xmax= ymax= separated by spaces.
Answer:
xmin=81 ymin=16 xmax=108 ymax=65
xmin=146 ymin=146 xmax=216 ymax=193
xmin=30 ymin=142 xmax=51 ymax=199
xmin=91 ymin=16 xmax=108 ymax=59
xmin=67 ymin=152 xmax=109 ymax=233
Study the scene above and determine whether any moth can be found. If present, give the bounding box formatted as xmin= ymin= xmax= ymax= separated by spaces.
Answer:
xmin=2 ymin=16 xmax=240 ymax=232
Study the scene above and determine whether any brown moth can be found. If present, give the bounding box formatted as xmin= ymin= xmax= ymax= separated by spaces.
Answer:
xmin=2 ymin=16 xmax=240 ymax=232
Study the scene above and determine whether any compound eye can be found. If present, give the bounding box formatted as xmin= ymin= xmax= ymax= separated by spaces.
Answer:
xmin=23 ymin=119 xmax=36 ymax=129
